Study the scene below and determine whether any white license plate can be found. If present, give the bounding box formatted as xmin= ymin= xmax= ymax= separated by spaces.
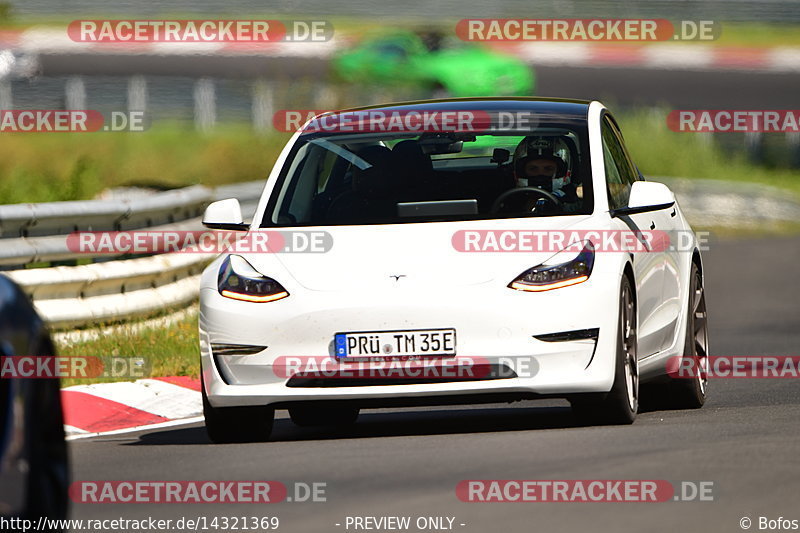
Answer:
xmin=334 ymin=329 xmax=457 ymax=358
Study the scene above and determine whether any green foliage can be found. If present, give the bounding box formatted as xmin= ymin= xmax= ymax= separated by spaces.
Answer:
xmin=2 ymin=111 xmax=799 ymax=205
xmin=0 ymin=123 xmax=291 ymax=204
xmin=617 ymin=108 xmax=800 ymax=197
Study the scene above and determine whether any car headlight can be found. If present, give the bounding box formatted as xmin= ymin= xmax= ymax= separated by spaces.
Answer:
xmin=218 ymin=255 xmax=289 ymax=303
xmin=508 ymin=241 xmax=594 ymax=292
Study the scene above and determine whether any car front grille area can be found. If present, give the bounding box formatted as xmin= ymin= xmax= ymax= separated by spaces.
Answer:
xmin=285 ymin=363 xmax=518 ymax=388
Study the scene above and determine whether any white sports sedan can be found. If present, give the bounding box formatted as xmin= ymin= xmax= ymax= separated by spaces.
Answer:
xmin=199 ymin=98 xmax=708 ymax=443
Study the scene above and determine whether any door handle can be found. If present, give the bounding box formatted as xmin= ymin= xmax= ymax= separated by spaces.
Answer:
xmin=670 ymin=208 xmax=676 ymax=217
xmin=649 ymin=221 xmax=656 ymax=230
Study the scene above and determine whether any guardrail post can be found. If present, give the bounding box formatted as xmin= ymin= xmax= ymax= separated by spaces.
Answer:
xmin=128 ymin=75 xmax=147 ymax=113
xmin=65 ymin=76 xmax=86 ymax=110
xmin=744 ymin=131 xmax=764 ymax=164
xmin=194 ymin=78 xmax=216 ymax=132
xmin=787 ymin=132 xmax=800 ymax=169
xmin=252 ymin=79 xmax=274 ymax=133
xmin=313 ymin=83 xmax=337 ymax=110
xmin=0 ymin=79 xmax=11 ymax=110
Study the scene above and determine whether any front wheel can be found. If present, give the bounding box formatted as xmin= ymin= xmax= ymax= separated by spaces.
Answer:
xmin=570 ymin=275 xmax=638 ymax=425
xmin=664 ymin=262 xmax=709 ymax=408
xmin=202 ymin=377 xmax=274 ymax=443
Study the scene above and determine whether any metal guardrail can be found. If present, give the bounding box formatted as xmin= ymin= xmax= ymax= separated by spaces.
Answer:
xmin=0 ymin=184 xmax=211 ymax=236
xmin=656 ymin=176 xmax=800 ymax=228
xmin=2 ymin=176 xmax=799 ymax=330
xmin=5 ymin=252 xmax=212 ymax=329
xmin=0 ymin=182 xmax=264 ymax=329
xmin=0 ymin=185 xmax=212 ymax=266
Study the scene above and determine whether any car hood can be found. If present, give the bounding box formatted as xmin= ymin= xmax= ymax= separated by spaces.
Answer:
xmin=247 ymin=216 xmax=593 ymax=292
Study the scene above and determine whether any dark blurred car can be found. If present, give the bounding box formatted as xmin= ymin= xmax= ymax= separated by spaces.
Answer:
xmin=0 ymin=274 xmax=68 ymax=528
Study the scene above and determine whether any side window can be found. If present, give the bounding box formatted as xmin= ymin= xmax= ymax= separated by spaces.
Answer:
xmin=317 ymin=149 xmax=339 ymax=193
xmin=609 ymin=118 xmax=641 ymax=182
xmin=285 ymin=145 xmax=327 ymax=223
xmin=601 ymin=116 xmax=637 ymax=209
xmin=375 ymin=42 xmax=410 ymax=60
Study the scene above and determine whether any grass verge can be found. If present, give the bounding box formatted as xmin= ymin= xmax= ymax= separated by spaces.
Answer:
xmin=4 ymin=110 xmax=800 ymax=204
xmin=0 ymin=123 xmax=291 ymax=204
xmin=56 ymin=312 xmax=199 ymax=387
xmin=617 ymin=109 xmax=800 ymax=199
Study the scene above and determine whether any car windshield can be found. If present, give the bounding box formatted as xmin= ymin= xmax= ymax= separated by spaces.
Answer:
xmin=262 ymin=114 xmax=593 ymax=226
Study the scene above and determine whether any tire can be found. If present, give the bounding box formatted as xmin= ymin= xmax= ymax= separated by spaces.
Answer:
xmin=570 ymin=275 xmax=638 ymax=425
xmin=202 ymin=376 xmax=274 ymax=443
xmin=664 ymin=262 xmax=709 ymax=409
xmin=289 ymin=406 xmax=360 ymax=428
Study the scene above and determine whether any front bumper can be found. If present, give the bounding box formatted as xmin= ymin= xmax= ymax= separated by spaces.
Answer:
xmin=200 ymin=275 xmax=621 ymax=408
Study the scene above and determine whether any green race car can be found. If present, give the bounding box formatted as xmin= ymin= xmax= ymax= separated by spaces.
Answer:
xmin=333 ymin=31 xmax=535 ymax=97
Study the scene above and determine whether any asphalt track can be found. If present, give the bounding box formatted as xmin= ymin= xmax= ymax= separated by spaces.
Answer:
xmin=38 ymin=54 xmax=800 ymax=108
xmin=535 ymin=66 xmax=800 ymax=109
xmin=67 ymin=235 xmax=800 ymax=533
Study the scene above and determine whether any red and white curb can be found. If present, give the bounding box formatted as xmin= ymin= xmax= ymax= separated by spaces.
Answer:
xmin=61 ymin=376 xmax=203 ymax=440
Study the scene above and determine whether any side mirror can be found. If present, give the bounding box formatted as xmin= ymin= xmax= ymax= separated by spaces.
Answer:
xmin=202 ymin=199 xmax=248 ymax=230
xmin=611 ymin=181 xmax=675 ymax=217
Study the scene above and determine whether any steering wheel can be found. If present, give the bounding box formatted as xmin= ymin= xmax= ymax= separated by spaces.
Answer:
xmin=491 ymin=187 xmax=562 ymax=213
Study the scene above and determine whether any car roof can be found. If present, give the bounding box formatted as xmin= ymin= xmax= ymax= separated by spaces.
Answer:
xmin=297 ymin=97 xmax=594 ymax=138
xmin=330 ymin=97 xmax=592 ymax=118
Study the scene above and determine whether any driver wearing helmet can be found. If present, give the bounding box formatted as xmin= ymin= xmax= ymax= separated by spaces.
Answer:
xmin=514 ymin=136 xmax=580 ymax=204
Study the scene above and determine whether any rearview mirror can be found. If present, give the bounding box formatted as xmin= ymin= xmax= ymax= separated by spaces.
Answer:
xmin=421 ymin=140 xmax=463 ymax=155
xmin=202 ymin=198 xmax=249 ymax=230
xmin=611 ymin=181 xmax=675 ymax=217
xmin=491 ymin=148 xmax=510 ymax=164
